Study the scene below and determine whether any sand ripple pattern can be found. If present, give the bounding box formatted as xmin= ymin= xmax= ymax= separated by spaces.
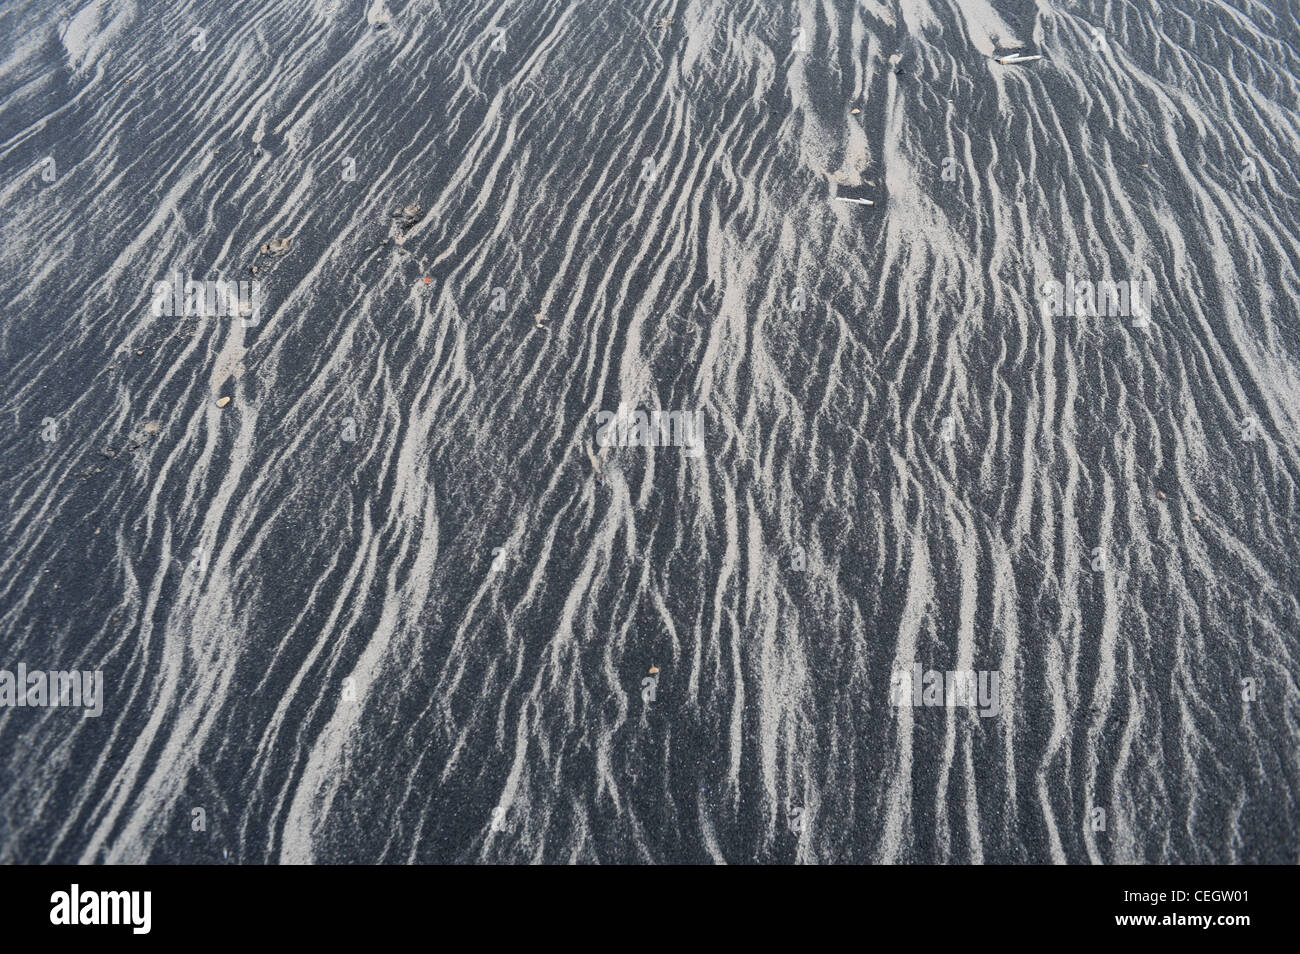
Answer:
xmin=1 ymin=0 xmax=1297 ymax=863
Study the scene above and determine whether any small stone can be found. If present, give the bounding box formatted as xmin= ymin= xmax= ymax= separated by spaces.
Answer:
xmin=216 ymin=396 xmax=231 ymax=408
xmin=392 ymin=203 xmax=425 ymax=231
xmin=1157 ymin=491 xmax=1167 ymax=499
xmin=851 ymin=107 xmax=861 ymax=115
